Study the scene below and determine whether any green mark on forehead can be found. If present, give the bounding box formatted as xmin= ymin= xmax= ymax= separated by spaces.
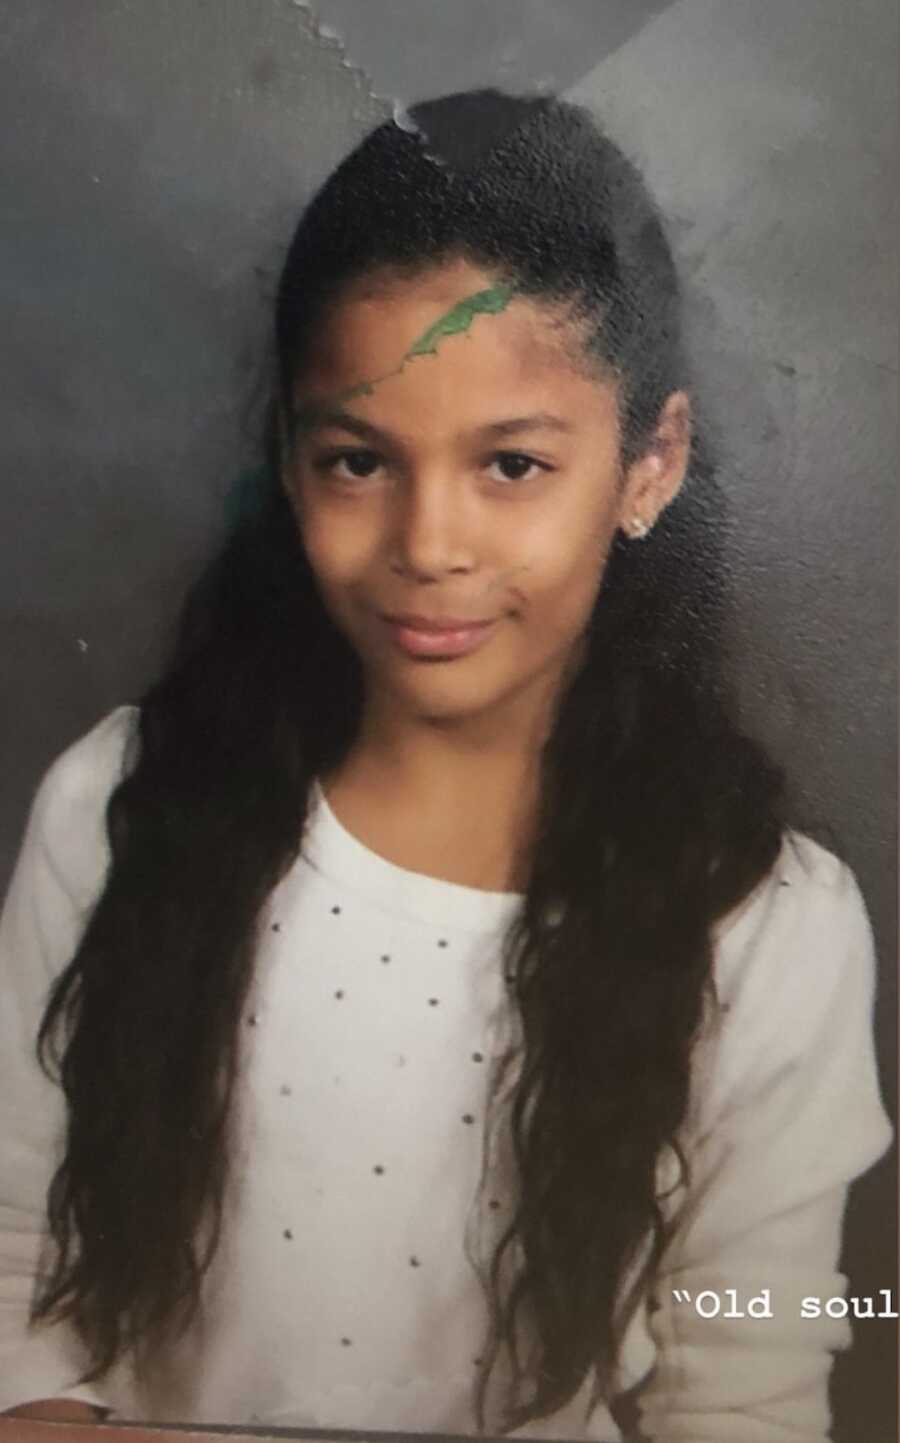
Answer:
xmin=404 ymin=281 xmax=516 ymax=357
xmin=332 ymin=279 xmax=517 ymax=407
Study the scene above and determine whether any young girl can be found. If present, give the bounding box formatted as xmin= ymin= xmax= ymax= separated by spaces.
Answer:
xmin=0 ymin=90 xmax=892 ymax=1442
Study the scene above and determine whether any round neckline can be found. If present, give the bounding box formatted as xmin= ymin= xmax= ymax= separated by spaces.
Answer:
xmin=303 ymin=779 xmax=524 ymax=934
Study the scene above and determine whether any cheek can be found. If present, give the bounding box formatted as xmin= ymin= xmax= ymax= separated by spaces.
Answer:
xmin=294 ymin=493 xmax=376 ymax=593
xmin=516 ymin=515 xmax=613 ymax=633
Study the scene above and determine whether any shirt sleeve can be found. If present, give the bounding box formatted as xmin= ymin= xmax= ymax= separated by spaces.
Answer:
xmin=0 ymin=707 xmax=138 ymax=1415
xmin=633 ymin=837 xmax=894 ymax=1443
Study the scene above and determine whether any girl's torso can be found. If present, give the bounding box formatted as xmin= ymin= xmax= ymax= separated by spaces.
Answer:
xmin=123 ymin=770 xmax=640 ymax=1437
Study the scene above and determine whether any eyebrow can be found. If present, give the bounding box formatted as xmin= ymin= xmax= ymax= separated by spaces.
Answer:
xmin=292 ymin=404 xmax=575 ymax=445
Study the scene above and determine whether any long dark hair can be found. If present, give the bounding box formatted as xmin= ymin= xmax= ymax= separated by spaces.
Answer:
xmin=33 ymin=91 xmax=786 ymax=1432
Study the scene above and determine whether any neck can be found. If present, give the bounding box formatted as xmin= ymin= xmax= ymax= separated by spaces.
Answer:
xmin=348 ymin=671 xmax=561 ymax=799
xmin=322 ymin=676 xmax=563 ymax=893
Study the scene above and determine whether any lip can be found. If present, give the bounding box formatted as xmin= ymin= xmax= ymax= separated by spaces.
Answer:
xmin=380 ymin=612 xmax=497 ymax=659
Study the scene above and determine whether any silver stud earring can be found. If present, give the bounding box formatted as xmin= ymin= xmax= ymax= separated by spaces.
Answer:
xmin=628 ymin=516 xmax=651 ymax=540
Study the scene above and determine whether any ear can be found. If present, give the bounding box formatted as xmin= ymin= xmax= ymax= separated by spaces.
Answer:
xmin=617 ymin=390 xmax=692 ymax=540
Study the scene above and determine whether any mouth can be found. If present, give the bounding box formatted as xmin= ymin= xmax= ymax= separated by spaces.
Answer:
xmin=379 ymin=612 xmax=498 ymax=660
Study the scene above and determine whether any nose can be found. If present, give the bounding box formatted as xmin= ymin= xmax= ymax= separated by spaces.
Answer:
xmin=388 ymin=473 xmax=477 ymax=581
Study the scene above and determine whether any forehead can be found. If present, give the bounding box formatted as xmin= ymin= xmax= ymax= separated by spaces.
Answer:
xmin=299 ymin=257 xmax=619 ymax=423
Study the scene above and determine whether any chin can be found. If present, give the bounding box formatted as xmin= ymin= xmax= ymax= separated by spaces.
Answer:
xmin=389 ymin=672 xmax=507 ymax=723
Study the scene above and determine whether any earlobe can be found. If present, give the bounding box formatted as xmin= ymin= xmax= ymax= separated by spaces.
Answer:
xmin=624 ymin=514 xmax=652 ymax=541
xmin=619 ymin=392 xmax=692 ymax=538
xmin=619 ymin=456 xmax=668 ymax=540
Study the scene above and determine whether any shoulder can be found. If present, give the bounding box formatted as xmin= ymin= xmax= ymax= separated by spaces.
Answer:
xmin=702 ymin=830 xmax=881 ymax=1101
xmin=27 ymin=705 xmax=139 ymax=906
xmin=33 ymin=705 xmax=139 ymax=831
xmin=675 ymin=828 xmax=894 ymax=1201
xmin=714 ymin=829 xmax=874 ymax=1002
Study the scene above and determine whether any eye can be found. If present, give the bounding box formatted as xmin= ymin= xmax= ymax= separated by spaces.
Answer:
xmin=314 ymin=448 xmax=383 ymax=482
xmin=487 ymin=451 xmax=551 ymax=485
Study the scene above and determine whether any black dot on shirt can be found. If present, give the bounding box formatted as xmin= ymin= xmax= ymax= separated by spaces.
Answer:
xmin=380 ymin=954 xmax=391 ymax=963
xmin=428 ymin=997 xmax=440 ymax=1007
xmin=779 ymin=879 xmax=791 ymax=887
xmin=373 ymin=1164 xmax=385 ymax=1175
xmin=472 ymin=1052 xmax=484 ymax=1063
xmin=488 ymin=1199 xmax=501 ymax=1211
xmin=247 ymin=1014 xmax=260 ymax=1027
xmin=271 ymin=922 xmax=281 ymax=932
xmin=331 ymin=905 xmax=342 ymax=915
xmin=473 ymin=1357 xmax=483 ymax=1367
xmin=334 ymin=990 xmax=344 ymax=999
xmin=437 ymin=939 xmax=448 ymax=948
xmin=280 ymin=1084 xmax=293 ymax=1096
xmin=341 ymin=1336 xmax=353 ymax=1346
xmin=409 ymin=1255 xmax=421 ymax=1268
xmin=283 ymin=1229 xmax=293 ymax=1240
xmin=462 ymin=1114 xmax=475 ymax=1125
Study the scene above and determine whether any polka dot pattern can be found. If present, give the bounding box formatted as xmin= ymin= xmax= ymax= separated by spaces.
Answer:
xmin=250 ymin=907 xmax=504 ymax=1390
xmin=234 ymin=784 xmax=524 ymax=1434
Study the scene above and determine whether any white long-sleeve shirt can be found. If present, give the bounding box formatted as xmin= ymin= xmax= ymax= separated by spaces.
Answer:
xmin=0 ymin=706 xmax=893 ymax=1440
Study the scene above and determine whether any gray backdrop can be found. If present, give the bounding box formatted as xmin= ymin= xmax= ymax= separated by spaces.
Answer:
xmin=1 ymin=3 xmax=895 ymax=1440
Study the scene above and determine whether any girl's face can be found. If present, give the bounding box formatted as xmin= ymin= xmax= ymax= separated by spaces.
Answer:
xmin=284 ymin=257 xmax=689 ymax=734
